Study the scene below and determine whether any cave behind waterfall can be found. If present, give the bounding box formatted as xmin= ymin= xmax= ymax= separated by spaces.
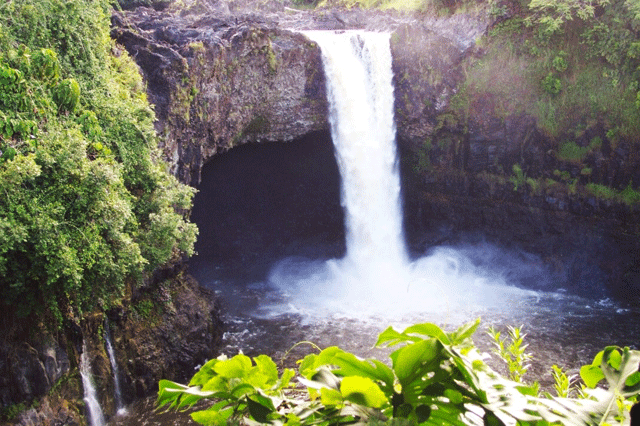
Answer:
xmin=188 ymin=131 xmax=345 ymax=285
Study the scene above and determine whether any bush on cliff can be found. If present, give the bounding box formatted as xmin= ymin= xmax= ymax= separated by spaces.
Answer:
xmin=0 ymin=0 xmax=197 ymax=326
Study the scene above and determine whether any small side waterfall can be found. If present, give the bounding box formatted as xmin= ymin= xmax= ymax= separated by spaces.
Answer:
xmin=80 ymin=342 xmax=106 ymax=426
xmin=104 ymin=321 xmax=126 ymax=415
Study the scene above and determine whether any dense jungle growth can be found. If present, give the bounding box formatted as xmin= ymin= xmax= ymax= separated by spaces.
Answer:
xmin=0 ymin=0 xmax=198 ymax=327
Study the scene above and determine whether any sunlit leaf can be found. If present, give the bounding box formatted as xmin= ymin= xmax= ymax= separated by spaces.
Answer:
xmin=340 ymin=376 xmax=388 ymax=408
xmin=329 ymin=351 xmax=395 ymax=392
xmin=403 ymin=322 xmax=451 ymax=344
xmin=375 ymin=326 xmax=416 ymax=347
xmin=392 ymin=338 xmax=442 ymax=387
xmin=214 ymin=354 xmax=252 ymax=379
xmin=580 ymin=364 xmax=605 ymax=388
xmin=444 ymin=389 xmax=464 ymax=405
xmin=230 ymin=383 xmax=256 ymax=398
xmin=190 ymin=406 xmax=233 ymax=426
xmin=449 ymin=319 xmax=481 ymax=345
xmin=320 ymin=387 xmax=344 ymax=406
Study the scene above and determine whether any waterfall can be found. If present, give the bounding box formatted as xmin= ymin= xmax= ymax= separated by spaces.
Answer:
xmin=267 ymin=30 xmax=413 ymax=315
xmin=308 ymin=30 xmax=408 ymax=275
xmin=80 ymin=342 xmax=106 ymax=426
xmin=104 ymin=321 xmax=126 ymax=415
xmin=266 ymin=30 xmax=540 ymax=319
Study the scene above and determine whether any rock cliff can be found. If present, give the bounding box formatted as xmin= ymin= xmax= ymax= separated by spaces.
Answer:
xmin=112 ymin=7 xmax=330 ymax=185
xmin=1 ymin=267 xmax=221 ymax=425
xmin=112 ymin=3 xmax=640 ymax=300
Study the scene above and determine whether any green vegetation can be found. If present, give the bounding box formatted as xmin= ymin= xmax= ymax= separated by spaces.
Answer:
xmin=315 ymin=0 xmax=461 ymax=13
xmin=429 ymin=0 xmax=640 ymax=203
xmin=0 ymin=0 xmax=197 ymax=326
xmin=158 ymin=321 xmax=640 ymax=425
xmin=487 ymin=325 xmax=533 ymax=384
xmin=0 ymin=402 xmax=27 ymax=422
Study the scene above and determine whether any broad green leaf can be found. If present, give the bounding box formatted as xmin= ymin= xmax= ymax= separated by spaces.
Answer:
xmin=214 ymin=354 xmax=252 ymax=379
xmin=600 ymin=347 xmax=640 ymax=397
xmin=314 ymin=346 xmax=346 ymax=366
xmin=580 ymin=364 xmax=605 ymax=388
xmin=320 ymin=387 xmax=344 ymax=406
xmin=515 ymin=385 xmax=539 ymax=396
xmin=340 ymin=376 xmax=388 ymax=408
xmin=483 ymin=410 xmax=506 ymax=426
xmin=298 ymin=353 xmax=318 ymax=378
xmin=375 ymin=326 xmax=417 ymax=348
xmin=392 ymin=338 xmax=442 ymax=387
xmin=251 ymin=354 xmax=279 ymax=388
xmin=444 ymin=388 xmax=464 ymax=405
xmin=415 ymin=404 xmax=432 ymax=422
xmin=201 ymin=375 xmax=226 ymax=392
xmin=190 ymin=406 xmax=233 ymax=426
xmin=626 ymin=371 xmax=640 ymax=387
xmin=299 ymin=367 xmax=342 ymax=391
xmin=157 ymin=379 xmax=190 ymax=409
xmin=157 ymin=383 xmax=216 ymax=411
xmin=247 ymin=394 xmax=276 ymax=422
xmin=277 ymin=368 xmax=296 ymax=390
xmin=449 ymin=319 xmax=481 ymax=345
xmin=403 ymin=323 xmax=451 ymax=345
xmin=330 ymin=351 xmax=395 ymax=392
xmin=603 ymin=347 xmax=622 ymax=370
xmin=425 ymin=401 xmax=468 ymax=426
xmin=230 ymin=383 xmax=256 ymax=398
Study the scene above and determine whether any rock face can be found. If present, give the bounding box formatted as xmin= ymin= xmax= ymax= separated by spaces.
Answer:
xmin=0 ymin=268 xmax=221 ymax=425
xmin=109 ymin=270 xmax=223 ymax=399
xmin=112 ymin=4 xmax=640 ymax=301
xmin=112 ymin=7 xmax=329 ymax=185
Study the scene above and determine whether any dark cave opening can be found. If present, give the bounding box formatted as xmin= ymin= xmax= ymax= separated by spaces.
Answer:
xmin=188 ymin=131 xmax=345 ymax=285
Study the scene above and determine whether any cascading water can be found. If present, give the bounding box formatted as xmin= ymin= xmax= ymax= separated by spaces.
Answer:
xmin=104 ymin=321 xmax=126 ymax=416
xmin=312 ymin=31 xmax=408 ymax=271
xmin=80 ymin=342 xmax=106 ymax=426
xmin=265 ymin=30 xmax=542 ymax=319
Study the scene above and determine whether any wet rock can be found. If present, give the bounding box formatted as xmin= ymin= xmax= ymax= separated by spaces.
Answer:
xmin=0 ymin=335 xmax=70 ymax=407
xmin=110 ymin=271 xmax=223 ymax=400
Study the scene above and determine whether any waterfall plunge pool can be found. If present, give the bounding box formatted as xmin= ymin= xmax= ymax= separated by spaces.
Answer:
xmin=189 ymin=29 xmax=639 ymax=382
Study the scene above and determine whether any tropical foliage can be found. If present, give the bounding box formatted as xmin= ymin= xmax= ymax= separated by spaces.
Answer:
xmin=0 ymin=0 xmax=197 ymax=325
xmin=158 ymin=321 xmax=640 ymax=425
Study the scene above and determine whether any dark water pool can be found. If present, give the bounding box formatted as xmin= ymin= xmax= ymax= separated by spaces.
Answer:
xmin=109 ymin=241 xmax=640 ymax=426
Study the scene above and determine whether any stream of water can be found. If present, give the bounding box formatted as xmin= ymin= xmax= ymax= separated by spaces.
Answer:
xmin=110 ymin=30 xmax=639 ymax=425
xmin=81 ymin=342 xmax=106 ymax=426
xmin=105 ymin=321 xmax=127 ymax=416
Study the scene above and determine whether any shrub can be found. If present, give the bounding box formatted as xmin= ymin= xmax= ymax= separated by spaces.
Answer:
xmin=158 ymin=321 xmax=640 ymax=426
xmin=542 ymin=72 xmax=562 ymax=95
xmin=0 ymin=0 xmax=197 ymax=326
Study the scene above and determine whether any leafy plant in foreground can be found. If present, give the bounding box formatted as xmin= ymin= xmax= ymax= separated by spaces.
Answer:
xmin=487 ymin=325 xmax=533 ymax=384
xmin=158 ymin=320 xmax=640 ymax=425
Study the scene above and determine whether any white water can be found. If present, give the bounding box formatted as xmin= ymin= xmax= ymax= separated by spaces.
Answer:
xmin=104 ymin=321 xmax=127 ymax=416
xmin=80 ymin=342 xmax=106 ymax=426
xmin=265 ymin=30 xmax=543 ymax=321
